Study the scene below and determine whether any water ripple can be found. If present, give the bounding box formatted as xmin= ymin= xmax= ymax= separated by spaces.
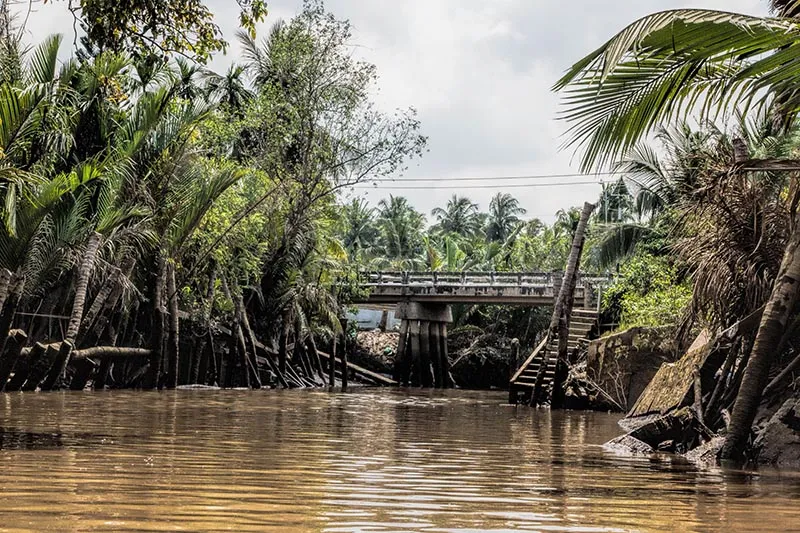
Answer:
xmin=0 ymin=389 xmax=799 ymax=531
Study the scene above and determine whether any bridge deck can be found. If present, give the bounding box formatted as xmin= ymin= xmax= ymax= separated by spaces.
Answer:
xmin=354 ymin=271 xmax=611 ymax=306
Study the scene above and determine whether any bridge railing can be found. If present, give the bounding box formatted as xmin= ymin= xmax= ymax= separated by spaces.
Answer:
xmin=359 ymin=271 xmax=614 ymax=288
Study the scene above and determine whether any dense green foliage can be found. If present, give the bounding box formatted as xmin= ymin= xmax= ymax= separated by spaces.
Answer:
xmin=602 ymin=252 xmax=690 ymax=330
xmin=0 ymin=0 xmax=428 ymax=389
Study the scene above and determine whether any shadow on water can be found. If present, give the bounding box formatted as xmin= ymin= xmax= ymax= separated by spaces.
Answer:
xmin=0 ymin=427 xmax=112 ymax=450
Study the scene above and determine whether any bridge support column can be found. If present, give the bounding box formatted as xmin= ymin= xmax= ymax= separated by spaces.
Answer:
xmin=395 ymin=302 xmax=452 ymax=388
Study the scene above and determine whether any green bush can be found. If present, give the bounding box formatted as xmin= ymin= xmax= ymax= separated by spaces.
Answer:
xmin=603 ymin=252 xmax=691 ymax=330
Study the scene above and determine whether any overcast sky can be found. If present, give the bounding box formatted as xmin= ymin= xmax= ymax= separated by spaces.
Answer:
xmin=19 ymin=0 xmax=768 ymax=222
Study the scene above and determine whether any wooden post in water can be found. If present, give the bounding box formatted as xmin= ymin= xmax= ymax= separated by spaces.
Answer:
xmin=5 ymin=342 xmax=36 ymax=391
xmin=508 ymin=338 xmax=519 ymax=404
xmin=306 ymin=336 xmax=326 ymax=386
xmin=23 ymin=342 xmax=58 ymax=391
xmin=340 ymin=317 xmax=349 ymax=392
xmin=328 ymin=337 xmax=336 ymax=388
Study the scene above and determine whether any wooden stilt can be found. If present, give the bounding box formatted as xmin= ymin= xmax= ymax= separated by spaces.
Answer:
xmin=408 ymin=320 xmax=421 ymax=386
xmin=440 ymin=323 xmax=452 ymax=388
xmin=430 ymin=321 xmax=442 ymax=388
xmin=419 ymin=320 xmax=432 ymax=388
xmin=395 ymin=319 xmax=410 ymax=384
xmin=23 ymin=343 xmax=59 ymax=391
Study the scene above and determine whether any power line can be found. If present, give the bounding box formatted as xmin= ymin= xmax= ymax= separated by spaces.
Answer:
xmin=369 ymin=171 xmax=623 ymax=182
xmin=354 ymin=180 xmax=609 ymax=190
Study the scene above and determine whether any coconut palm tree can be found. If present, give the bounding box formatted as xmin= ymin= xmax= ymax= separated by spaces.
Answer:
xmin=173 ymin=57 xmax=205 ymax=101
xmin=485 ymin=193 xmax=526 ymax=242
xmin=203 ymin=63 xmax=253 ymax=112
xmin=340 ymin=197 xmax=378 ymax=259
xmin=554 ymin=0 xmax=800 ymax=463
xmin=431 ymin=195 xmax=482 ymax=238
xmin=376 ymin=195 xmax=425 ymax=265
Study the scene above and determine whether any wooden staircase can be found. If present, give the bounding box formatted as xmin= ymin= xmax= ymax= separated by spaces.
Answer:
xmin=510 ymin=308 xmax=598 ymax=399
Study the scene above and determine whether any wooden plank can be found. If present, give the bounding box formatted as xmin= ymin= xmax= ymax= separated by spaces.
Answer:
xmin=317 ymin=350 xmax=398 ymax=386
xmin=510 ymin=335 xmax=549 ymax=384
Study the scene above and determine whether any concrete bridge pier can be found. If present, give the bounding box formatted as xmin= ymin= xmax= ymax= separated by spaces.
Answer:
xmin=394 ymin=302 xmax=453 ymax=388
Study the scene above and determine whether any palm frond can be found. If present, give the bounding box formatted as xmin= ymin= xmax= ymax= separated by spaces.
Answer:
xmin=26 ymin=34 xmax=61 ymax=85
xmin=555 ymin=9 xmax=800 ymax=170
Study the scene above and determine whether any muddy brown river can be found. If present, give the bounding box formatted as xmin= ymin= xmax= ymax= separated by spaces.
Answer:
xmin=0 ymin=389 xmax=799 ymax=532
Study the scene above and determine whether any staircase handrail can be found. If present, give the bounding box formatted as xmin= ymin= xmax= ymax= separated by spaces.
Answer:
xmin=510 ymin=334 xmax=549 ymax=384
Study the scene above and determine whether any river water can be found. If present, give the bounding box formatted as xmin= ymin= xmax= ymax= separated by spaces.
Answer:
xmin=1 ymin=389 xmax=799 ymax=532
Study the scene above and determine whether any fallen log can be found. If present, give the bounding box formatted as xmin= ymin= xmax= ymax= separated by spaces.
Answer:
xmin=318 ymin=350 xmax=398 ymax=386
xmin=20 ymin=345 xmax=153 ymax=361
xmin=72 ymin=347 xmax=152 ymax=360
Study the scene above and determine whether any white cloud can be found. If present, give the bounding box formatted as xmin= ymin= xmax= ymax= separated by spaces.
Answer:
xmin=15 ymin=0 xmax=770 ymax=220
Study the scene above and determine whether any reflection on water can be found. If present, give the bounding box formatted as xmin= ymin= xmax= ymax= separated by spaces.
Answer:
xmin=0 ymin=389 xmax=799 ymax=532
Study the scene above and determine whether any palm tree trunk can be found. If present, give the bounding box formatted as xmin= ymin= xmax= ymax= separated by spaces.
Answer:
xmin=49 ymin=232 xmax=101 ymax=389
xmin=190 ymin=264 xmax=217 ymax=384
xmin=554 ymin=202 xmax=595 ymax=362
xmin=236 ymin=293 xmax=262 ymax=389
xmin=65 ymin=232 xmax=102 ymax=343
xmin=279 ymin=312 xmax=289 ymax=376
xmin=80 ymin=257 xmax=135 ymax=343
xmin=0 ymin=273 xmax=24 ymax=389
xmin=144 ymin=254 xmax=167 ymax=389
xmin=721 ymin=214 xmax=800 ymax=463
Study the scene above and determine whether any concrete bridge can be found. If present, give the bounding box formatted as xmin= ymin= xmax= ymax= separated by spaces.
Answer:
xmin=355 ymin=271 xmax=610 ymax=307
xmin=353 ymin=271 xmax=612 ymax=388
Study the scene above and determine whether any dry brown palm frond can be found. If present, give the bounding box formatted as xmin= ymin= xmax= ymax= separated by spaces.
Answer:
xmin=673 ymin=163 xmax=790 ymax=328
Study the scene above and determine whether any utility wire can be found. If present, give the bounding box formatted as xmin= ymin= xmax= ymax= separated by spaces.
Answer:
xmin=354 ymin=180 xmax=609 ymax=190
xmin=369 ymin=171 xmax=623 ymax=182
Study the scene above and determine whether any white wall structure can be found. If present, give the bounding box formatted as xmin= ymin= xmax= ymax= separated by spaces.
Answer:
xmin=347 ymin=308 xmax=401 ymax=331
